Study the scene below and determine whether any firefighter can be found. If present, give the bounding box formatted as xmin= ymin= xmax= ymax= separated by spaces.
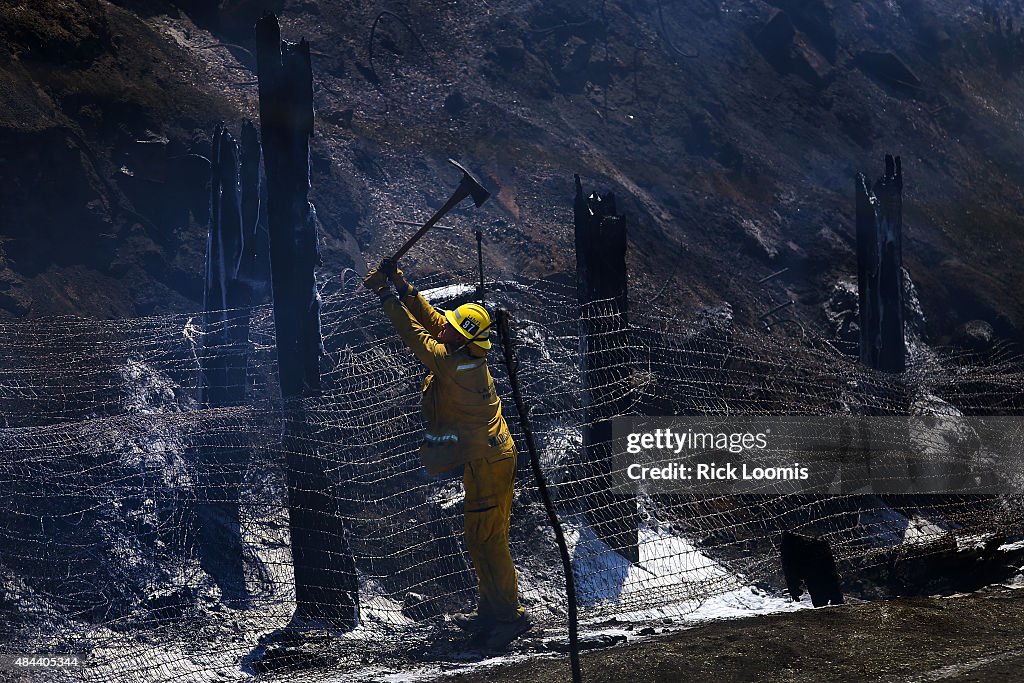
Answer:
xmin=363 ymin=260 xmax=532 ymax=650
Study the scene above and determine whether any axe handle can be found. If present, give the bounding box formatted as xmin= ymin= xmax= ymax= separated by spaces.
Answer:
xmin=391 ymin=185 xmax=470 ymax=261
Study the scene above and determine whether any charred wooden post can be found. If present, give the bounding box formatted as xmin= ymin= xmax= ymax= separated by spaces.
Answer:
xmin=574 ymin=174 xmax=639 ymax=564
xmin=238 ymin=119 xmax=266 ymax=299
xmin=856 ymin=154 xmax=905 ymax=374
xmin=197 ymin=126 xmax=259 ymax=605
xmin=255 ymin=13 xmax=357 ymax=628
xmin=850 ymin=156 xmax=909 ymax=556
xmin=203 ymin=127 xmax=254 ymax=374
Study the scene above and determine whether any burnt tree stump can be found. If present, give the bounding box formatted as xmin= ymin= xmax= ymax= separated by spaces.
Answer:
xmin=574 ymin=174 xmax=639 ymax=564
xmin=856 ymin=154 xmax=905 ymax=374
xmin=238 ymin=119 xmax=268 ymax=301
xmin=196 ymin=125 xmax=263 ymax=606
xmin=255 ymin=13 xmax=357 ymax=628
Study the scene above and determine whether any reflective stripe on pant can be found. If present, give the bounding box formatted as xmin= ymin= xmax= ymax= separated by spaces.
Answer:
xmin=463 ymin=446 xmax=524 ymax=623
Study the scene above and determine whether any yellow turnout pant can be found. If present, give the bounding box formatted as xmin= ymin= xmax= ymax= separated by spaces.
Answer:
xmin=463 ymin=447 xmax=524 ymax=623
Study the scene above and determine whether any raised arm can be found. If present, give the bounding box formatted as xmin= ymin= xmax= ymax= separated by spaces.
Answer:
xmin=380 ymin=295 xmax=448 ymax=372
xmin=364 ymin=264 xmax=447 ymax=372
xmin=386 ymin=261 xmax=447 ymax=336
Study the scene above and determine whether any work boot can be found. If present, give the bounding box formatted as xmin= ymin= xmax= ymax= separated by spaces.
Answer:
xmin=451 ymin=609 xmax=493 ymax=634
xmin=484 ymin=612 xmax=532 ymax=651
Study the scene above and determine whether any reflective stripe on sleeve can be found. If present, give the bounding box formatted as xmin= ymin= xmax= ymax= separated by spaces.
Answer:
xmin=423 ymin=432 xmax=459 ymax=443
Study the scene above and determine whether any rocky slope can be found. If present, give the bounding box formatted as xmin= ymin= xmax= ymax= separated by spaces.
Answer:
xmin=2 ymin=0 xmax=1024 ymax=345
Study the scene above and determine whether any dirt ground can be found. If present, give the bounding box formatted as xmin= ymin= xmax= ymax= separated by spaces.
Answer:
xmin=437 ymin=587 xmax=1024 ymax=683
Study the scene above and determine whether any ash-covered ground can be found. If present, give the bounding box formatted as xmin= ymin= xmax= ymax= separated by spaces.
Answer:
xmin=439 ymin=584 xmax=1024 ymax=683
xmin=3 ymin=278 xmax=1024 ymax=683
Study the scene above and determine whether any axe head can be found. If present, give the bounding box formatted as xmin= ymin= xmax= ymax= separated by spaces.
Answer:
xmin=448 ymin=158 xmax=491 ymax=208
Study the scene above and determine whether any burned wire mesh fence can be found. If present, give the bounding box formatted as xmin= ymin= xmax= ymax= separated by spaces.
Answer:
xmin=0 ymin=274 xmax=1023 ymax=681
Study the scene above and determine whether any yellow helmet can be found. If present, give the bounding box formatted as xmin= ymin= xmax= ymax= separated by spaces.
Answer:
xmin=444 ymin=303 xmax=492 ymax=350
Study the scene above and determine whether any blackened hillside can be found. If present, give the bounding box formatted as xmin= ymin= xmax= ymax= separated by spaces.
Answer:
xmin=2 ymin=0 xmax=1024 ymax=346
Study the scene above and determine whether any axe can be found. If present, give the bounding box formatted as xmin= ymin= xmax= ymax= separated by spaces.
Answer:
xmin=390 ymin=158 xmax=490 ymax=261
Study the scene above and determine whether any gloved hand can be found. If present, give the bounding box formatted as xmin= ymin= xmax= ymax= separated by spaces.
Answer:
xmin=382 ymin=258 xmax=412 ymax=296
xmin=362 ymin=266 xmax=389 ymax=295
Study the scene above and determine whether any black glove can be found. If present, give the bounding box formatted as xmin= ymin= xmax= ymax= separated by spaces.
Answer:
xmin=383 ymin=258 xmax=412 ymax=296
xmin=362 ymin=266 xmax=389 ymax=295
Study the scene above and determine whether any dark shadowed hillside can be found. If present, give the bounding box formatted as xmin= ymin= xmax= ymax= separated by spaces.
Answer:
xmin=2 ymin=0 xmax=1024 ymax=345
